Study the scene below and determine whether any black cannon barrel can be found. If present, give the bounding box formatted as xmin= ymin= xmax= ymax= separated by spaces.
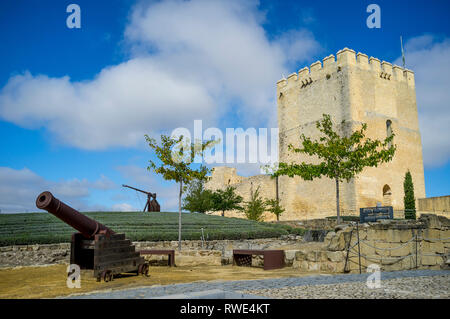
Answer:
xmin=36 ymin=191 xmax=115 ymax=238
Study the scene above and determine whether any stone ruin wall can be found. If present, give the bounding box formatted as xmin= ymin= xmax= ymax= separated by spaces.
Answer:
xmin=205 ymin=166 xmax=278 ymax=220
xmin=418 ymin=196 xmax=450 ymax=214
xmin=293 ymin=214 xmax=450 ymax=273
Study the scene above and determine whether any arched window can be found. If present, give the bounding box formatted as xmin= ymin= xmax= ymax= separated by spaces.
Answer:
xmin=386 ymin=120 xmax=393 ymax=148
xmin=382 ymin=184 xmax=392 ymax=206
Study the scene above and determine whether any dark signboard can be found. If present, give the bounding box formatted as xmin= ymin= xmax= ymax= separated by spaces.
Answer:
xmin=359 ymin=206 xmax=393 ymax=223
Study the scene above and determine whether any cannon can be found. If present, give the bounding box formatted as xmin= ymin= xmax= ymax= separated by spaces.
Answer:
xmin=36 ymin=191 xmax=148 ymax=282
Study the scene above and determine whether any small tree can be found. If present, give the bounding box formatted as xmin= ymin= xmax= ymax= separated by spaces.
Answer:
xmin=145 ymin=134 xmax=214 ymax=251
xmin=182 ymin=179 xmax=214 ymax=214
xmin=265 ymin=198 xmax=285 ymax=221
xmin=273 ymin=114 xmax=396 ymax=224
xmin=211 ymin=186 xmax=243 ymax=217
xmin=243 ymin=186 xmax=266 ymax=222
xmin=403 ymin=170 xmax=416 ymax=220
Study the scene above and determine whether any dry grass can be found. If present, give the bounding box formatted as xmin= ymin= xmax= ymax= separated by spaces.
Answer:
xmin=0 ymin=264 xmax=323 ymax=299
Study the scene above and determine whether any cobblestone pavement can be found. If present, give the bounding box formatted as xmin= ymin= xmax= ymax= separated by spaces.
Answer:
xmin=244 ymin=274 xmax=450 ymax=299
xmin=66 ymin=270 xmax=449 ymax=299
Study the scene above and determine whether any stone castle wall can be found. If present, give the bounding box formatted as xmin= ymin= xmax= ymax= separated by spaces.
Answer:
xmin=205 ymin=166 xmax=277 ymax=219
xmin=293 ymin=214 xmax=450 ymax=273
xmin=418 ymin=196 xmax=450 ymax=213
xmin=207 ymin=47 xmax=426 ymax=221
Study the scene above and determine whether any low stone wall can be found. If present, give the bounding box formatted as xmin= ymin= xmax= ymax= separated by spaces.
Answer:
xmin=143 ymin=250 xmax=223 ymax=267
xmin=293 ymin=214 xmax=450 ymax=273
xmin=0 ymin=238 xmax=300 ymax=268
xmin=133 ymin=237 xmax=299 ymax=252
xmin=274 ymin=219 xmax=337 ymax=230
xmin=0 ymin=243 xmax=70 ymax=268
xmin=418 ymin=195 xmax=450 ymax=213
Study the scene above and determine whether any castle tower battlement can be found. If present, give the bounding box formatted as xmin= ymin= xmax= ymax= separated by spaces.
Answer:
xmin=277 ymin=48 xmax=415 ymax=90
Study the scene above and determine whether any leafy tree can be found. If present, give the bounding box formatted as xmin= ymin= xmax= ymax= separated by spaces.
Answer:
xmin=211 ymin=186 xmax=243 ymax=217
xmin=403 ymin=171 xmax=416 ymax=220
xmin=145 ymin=134 xmax=214 ymax=251
xmin=265 ymin=198 xmax=285 ymax=221
xmin=182 ymin=179 xmax=214 ymax=214
xmin=273 ymin=114 xmax=396 ymax=224
xmin=243 ymin=186 xmax=266 ymax=222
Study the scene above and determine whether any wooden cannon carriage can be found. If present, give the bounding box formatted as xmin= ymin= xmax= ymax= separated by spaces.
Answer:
xmin=36 ymin=191 xmax=149 ymax=282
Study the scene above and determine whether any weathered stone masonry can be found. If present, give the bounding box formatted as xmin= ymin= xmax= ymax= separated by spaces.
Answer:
xmin=294 ymin=214 xmax=450 ymax=273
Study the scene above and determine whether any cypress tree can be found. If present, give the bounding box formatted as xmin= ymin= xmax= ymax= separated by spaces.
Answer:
xmin=403 ymin=171 xmax=416 ymax=219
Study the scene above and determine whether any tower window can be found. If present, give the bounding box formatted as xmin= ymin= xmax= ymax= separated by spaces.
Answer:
xmin=382 ymin=184 xmax=392 ymax=206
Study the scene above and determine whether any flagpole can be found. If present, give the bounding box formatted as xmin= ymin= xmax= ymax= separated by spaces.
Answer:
xmin=400 ymin=36 xmax=406 ymax=68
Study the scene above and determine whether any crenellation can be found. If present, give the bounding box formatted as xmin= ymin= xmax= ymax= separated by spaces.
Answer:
xmin=310 ymin=60 xmax=322 ymax=72
xmin=381 ymin=61 xmax=393 ymax=74
xmin=276 ymin=77 xmax=287 ymax=89
xmin=392 ymin=65 xmax=405 ymax=82
xmin=356 ymin=52 xmax=369 ymax=69
xmin=298 ymin=66 xmax=312 ymax=87
xmin=298 ymin=66 xmax=310 ymax=79
xmin=278 ymin=48 xmax=416 ymax=89
xmin=336 ymin=47 xmax=356 ymax=66
xmin=286 ymin=72 xmax=298 ymax=86
xmin=369 ymin=57 xmax=381 ymax=71
xmin=322 ymin=54 xmax=335 ymax=68
xmin=404 ymin=69 xmax=415 ymax=87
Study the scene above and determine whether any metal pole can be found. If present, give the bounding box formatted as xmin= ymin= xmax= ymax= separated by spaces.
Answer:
xmin=335 ymin=177 xmax=341 ymax=224
xmin=178 ymin=180 xmax=182 ymax=252
xmin=415 ymin=229 xmax=419 ymax=269
xmin=201 ymin=228 xmax=205 ymax=249
xmin=356 ymin=222 xmax=362 ymax=274
xmin=400 ymin=36 xmax=406 ymax=68
xmin=344 ymin=229 xmax=353 ymax=273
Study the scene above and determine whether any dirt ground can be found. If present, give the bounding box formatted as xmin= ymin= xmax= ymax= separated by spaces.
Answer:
xmin=0 ymin=264 xmax=324 ymax=299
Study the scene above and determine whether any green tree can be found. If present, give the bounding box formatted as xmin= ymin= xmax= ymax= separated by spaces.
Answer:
xmin=211 ymin=186 xmax=243 ymax=217
xmin=265 ymin=198 xmax=285 ymax=221
xmin=273 ymin=114 xmax=396 ymax=224
xmin=403 ymin=171 xmax=416 ymax=220
xmin=243 ymin=186 xmax=266 ymax=222
xmin=182 ymin=179 xmax=214 ymax=214
xmin=145 ymin=134 xmax=214 ymax=251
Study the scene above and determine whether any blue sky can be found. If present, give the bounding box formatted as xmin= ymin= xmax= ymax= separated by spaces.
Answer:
xmin=0 ymin=0 xmax=449 ymax=213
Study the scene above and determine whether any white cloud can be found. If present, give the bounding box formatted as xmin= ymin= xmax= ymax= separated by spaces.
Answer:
xmin=0 ymin=167 xmax=116 ymax=213
xmin=275 ymin=29 xmax=320 ymax=67
xmin=0 ymin=62 xmax=215 ymax=149
xmin=0 ymin=0 xmax=320 ymax=150
xmin=395 ymin=35 xmax=450 ymax=167
xmin=111 ymin=203 xmax=136 ymax=212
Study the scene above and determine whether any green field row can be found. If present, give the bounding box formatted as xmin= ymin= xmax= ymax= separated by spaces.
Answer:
xmin=0 ymin=211 xmax=305 ymax=246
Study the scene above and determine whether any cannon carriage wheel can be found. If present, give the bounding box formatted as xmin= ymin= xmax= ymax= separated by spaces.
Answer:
xmin=138 ymin=263 xmax=149 ymax=277
xmin=98 ymin=270 xmax=113 ymax=282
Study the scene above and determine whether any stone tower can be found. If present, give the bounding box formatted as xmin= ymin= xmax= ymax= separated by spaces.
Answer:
xmin=207 ymin=48 xmax=426 ymax=220
xmin=276 ymin=48 xmax=425 ymax=219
